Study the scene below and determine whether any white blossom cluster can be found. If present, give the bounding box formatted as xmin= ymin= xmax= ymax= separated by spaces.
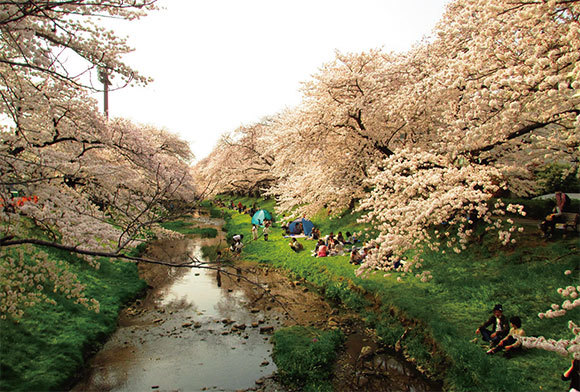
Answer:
xmin=521 ymin=277 xmax=580 ymax=359
xmin=196 ymin=0 xmax=578 ymax=274
xmin=1 ymin=1 xmax=196 ymax=318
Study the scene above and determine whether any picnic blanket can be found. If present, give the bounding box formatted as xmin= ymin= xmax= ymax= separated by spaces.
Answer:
xmin=284 ymin=234 xmax=308 ymax=239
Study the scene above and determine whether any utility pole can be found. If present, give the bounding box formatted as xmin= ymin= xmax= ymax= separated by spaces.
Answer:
xmin=98 ymin=67 xmax=111 ymax=119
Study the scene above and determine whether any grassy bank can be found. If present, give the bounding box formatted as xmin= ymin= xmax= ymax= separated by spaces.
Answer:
xmin=272 ymin=326 xmax=343 ymax=392
xmin=0 ymin=246 xmax=146 ymax=391
xmin=214 ymin=196 xmax=579 ymax=391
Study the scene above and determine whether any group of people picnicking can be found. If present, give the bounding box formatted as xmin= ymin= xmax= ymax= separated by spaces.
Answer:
xmin=292 ymin=229 xmax=382 ymax=266
xmin=215 ymin=199 xmax=261 ymax=218
xmin=221 ymin=199 xmax=579 ymax=390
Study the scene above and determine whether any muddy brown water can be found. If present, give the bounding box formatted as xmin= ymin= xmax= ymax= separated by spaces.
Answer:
xmin=72 ymin=214 xmax=440 ymax=392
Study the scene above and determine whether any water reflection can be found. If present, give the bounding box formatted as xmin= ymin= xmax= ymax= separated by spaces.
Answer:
xmin=72 ymin=228 xmax=277 ymax=392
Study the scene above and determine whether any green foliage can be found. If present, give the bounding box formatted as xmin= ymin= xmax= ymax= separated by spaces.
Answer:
xmin=201 ymin=245 xmax=218 ymax=260
xmin=199 ymin=200 xmax=226 ymax=218
xmin=215 ymin=196 xmax=579 ymax=392
xmin=0 ymin=247 xmax=146 ymax=392
xmin=535 ymin=163 xmax=580 ymax=194
xmin=160 ymin=220 xmax=218 ymax=238
xmin=272 ymin=326 xmax=344 ymax=391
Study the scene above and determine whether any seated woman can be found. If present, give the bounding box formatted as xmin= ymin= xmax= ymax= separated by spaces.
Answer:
xmin=317 ymin=240 xmax=328 ymax=257
xmin=347 ymin=231 xmax=359 ymax=244
xmin=289 ymin=238 xmax=304 ymax=252
xmin=487 ymin=316 xmax=525 ymax=358
xmin=325 ymin=232 xmax=334 ymax=246
xmin=337 ymin=232 xmax=345 ymax=244
xmin=309 ymin=227 xmax=320 ymax=240
xmin=540 ymin=191 xmax=571 ymax=237
xmin=327 ymin=236 xmax=336 ymax=250
xmin=333 ymin=240 xmax=345 ymax=256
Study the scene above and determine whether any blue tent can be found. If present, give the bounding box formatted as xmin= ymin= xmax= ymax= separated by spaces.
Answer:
xmin=251 ymin=209 xmax=272 ymax=226
xmin=288 ymin=218 xmax=314 ymax=236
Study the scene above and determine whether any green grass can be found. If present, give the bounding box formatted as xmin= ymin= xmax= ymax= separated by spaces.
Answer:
xmin=0 ymin=247 xmax=146 ymax=392
xmin=216 ymin=196 xmax=579 ymax=392
xmin=160 ymin=220 xmax=218 ymax=238
xmin=272 ymin=326 xmax=344 ymax=392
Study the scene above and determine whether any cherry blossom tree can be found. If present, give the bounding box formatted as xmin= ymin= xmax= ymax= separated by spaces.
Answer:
xmin=355 ymin=0 xmax=579 ymax=271
xmin=263 ymin=50 xmax=413 ymax=215
xmin=0 ymin=1 xmax=198 ymax=319
xmin=194 ymin=119 xmax=276 ymax=198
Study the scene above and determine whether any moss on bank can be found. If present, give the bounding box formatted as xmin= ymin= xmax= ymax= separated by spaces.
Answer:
xmin=0 ymin=247 xmax=147 ymax=392
xmin=215 ymin=196 xmax=579 ymax=392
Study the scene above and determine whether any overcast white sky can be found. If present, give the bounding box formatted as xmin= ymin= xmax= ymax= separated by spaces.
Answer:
xmin=99 ymin=0 xmax=451 ymax=162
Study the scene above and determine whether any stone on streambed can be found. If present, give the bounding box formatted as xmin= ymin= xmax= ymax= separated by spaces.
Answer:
xmin=259 ymin=326 xmax=274 ymax=334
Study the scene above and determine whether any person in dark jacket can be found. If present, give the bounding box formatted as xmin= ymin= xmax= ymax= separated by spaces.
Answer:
xmin=562 ymin=358 xmax=580 ymax=392
xmin=475 ymin=304 xmax=509 ymax=347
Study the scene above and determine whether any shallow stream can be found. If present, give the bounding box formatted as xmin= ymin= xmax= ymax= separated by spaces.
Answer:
xmin=72 ymin=214 xmax=440 ymax=392
xmin=72 ymin=218 xmax=278 ymax=391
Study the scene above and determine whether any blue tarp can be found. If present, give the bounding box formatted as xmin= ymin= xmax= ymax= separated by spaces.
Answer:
xmin=251 ymin=209 xmax=272 ymax=226
xmin=288 ymin=218 xmax=314 ymax=236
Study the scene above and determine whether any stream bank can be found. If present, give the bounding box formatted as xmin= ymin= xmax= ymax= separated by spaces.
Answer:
xmin=72 ymin=213 xmax=440 ymax=391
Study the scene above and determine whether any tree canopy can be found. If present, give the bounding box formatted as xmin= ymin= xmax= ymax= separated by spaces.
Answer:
xmin=0 ymin=0 xmax=196 ymax=319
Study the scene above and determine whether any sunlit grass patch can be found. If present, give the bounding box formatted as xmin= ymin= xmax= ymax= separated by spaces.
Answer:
xmin=160 ymin=220 xmax=218 ymax=237
xmin=217 ymin=196 xmax=579 ymax=392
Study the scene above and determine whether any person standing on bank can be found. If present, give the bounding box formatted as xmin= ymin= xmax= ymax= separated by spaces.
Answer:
xmin=252 ymin=224 xmax=258 ymax=240
xmin=475 ymin=304 xmax=509 ymax=347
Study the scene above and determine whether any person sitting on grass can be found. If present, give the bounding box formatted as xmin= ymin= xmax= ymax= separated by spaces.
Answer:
xmin=346 ymin=231 xmax=358 ymax=244
xmin=333 ymin=239 xmax=345 ymax=256
xmin=349 ymin=247 xmax=362 ymax=265
xmin=309 ymin=227 xmax=320 ymax=240
xmin=475 ymin=304 xmax=509 ymax=347
xmin=327 ymin=236 xmax=336 ymax=253
xmin=289 ymin=238 xmax=304 ymax=252
xmin=317 ymin=240 xmax=328 ymax=257
xmin=487 ymin=316 xmax=525 ymax=358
